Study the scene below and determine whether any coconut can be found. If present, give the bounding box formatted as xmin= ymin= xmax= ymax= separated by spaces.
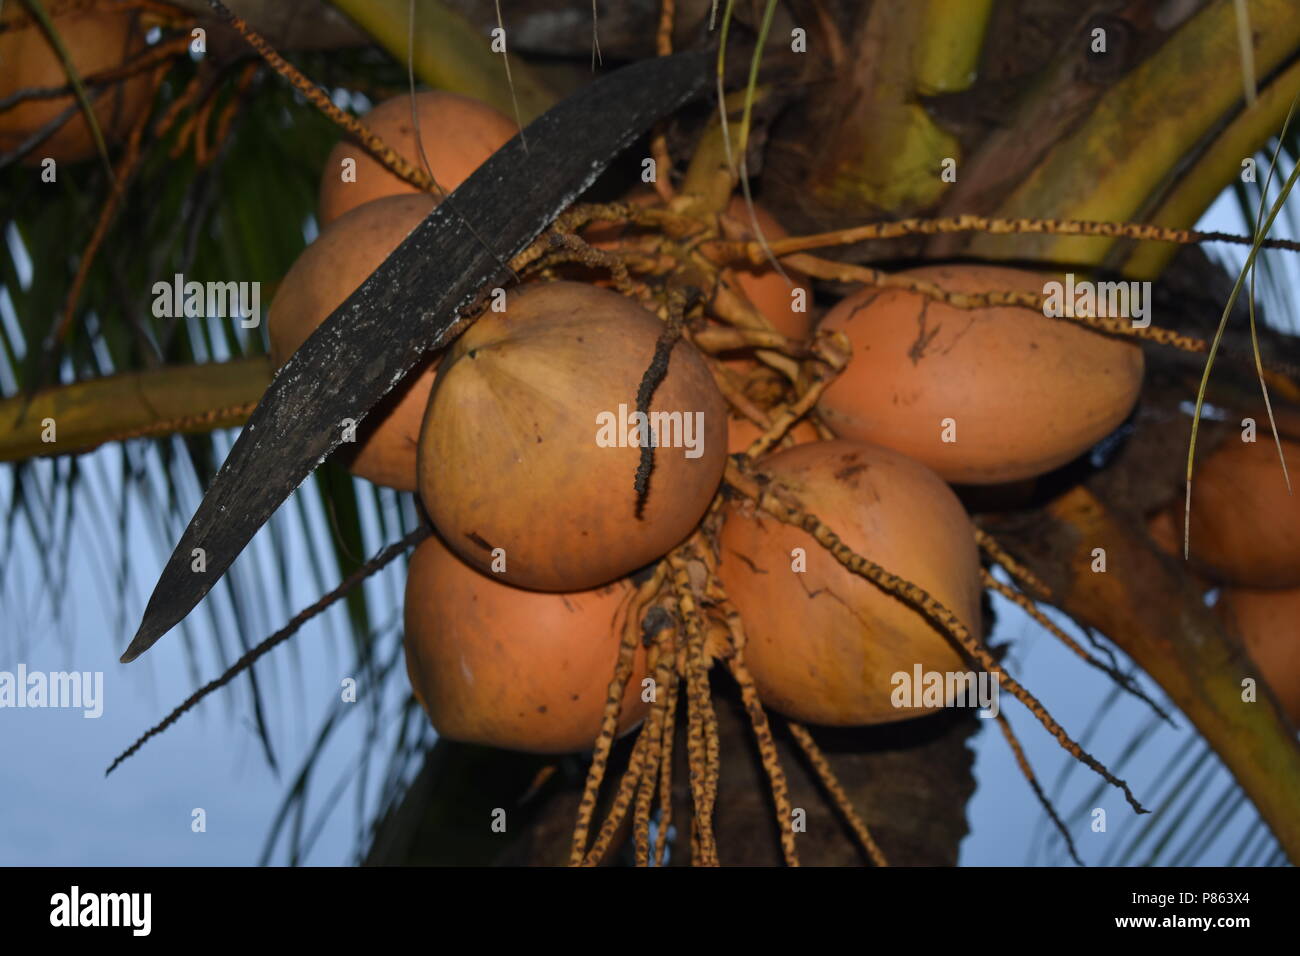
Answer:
xmin=418 ymin=280 xmax=727 ymax=591
xmin=267 ymin=193 xmax=439 ymax=490
xmin=318 ymin=90 xmax=516 ymax=227
xmin=0 ymin=8 xmax=152 ymax=165
xmin=717 ymin=197 xmax=812 ymax=342
xmin=403 ymin=531 xmax=650 ymax=753
xmin=716 ymin=439 xmax=982 ymax=725
xmin=1182 ymin=435 xmax=1300 ymax=588
xmin=1216 ymin=586 xmax=1300 ymax=725
xmin=816 ymin=264 xmax=1145 ymax=484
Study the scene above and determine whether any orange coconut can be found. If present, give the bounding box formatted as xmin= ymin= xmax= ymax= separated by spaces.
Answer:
xmin=1217 ymin=586 xmax=1300 ymax=725
xmin=1183 ymin=436 xmax=1300 ymax=588
xmin=717 ymin=439 xmax=982 ymax=725
xmin=318 ymin=90 xmax=516 ymax=227
xmin=268 ymin=193 xmax=438 ymax=490
xmin=418 ymin=280 xmax=727 ymax=591
xmin=717 ymin=197 xmax=812 ymax=342
xmin=403 ymin=532 xmax=650 ymax=753
xmin=816 ymin=264 xmax=1145 ymax=484
xmin=0 ymin=8 xmax=152 ymax=164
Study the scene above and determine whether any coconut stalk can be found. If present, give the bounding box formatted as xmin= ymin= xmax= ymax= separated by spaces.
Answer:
xmin=800 ymin=0 xmax=990 ymax=219
xmin=0 ymin=356 xmax=270 ymax=461
xmin=987 ymin=484 xmax=1300 ymax=863
xmin=1121 ymin=57 xmax=1300 ymax=279
xmin=953 ymin=0 xmax=1300 ymax=268
xmin=326 ymin=0 xmax=556 ymax=123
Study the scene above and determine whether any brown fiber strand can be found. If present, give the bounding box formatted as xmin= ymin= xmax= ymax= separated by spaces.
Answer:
xmin=632 ymin=642 xmax=675 ymax=866
xmin=716 ymin=597 xmax=801 ymax=865
xmin=544 ymin=201 xmax=634 ymax=243
xmin=684 ymin=676 xmax=712 ymax=865
xmin=976 ymin=529 xmax=1171 ymax=719
xmin=785 ymin=253 xmax=1210 ymax=354
xmin=686 ymin=696 xmax=702 ymax=863
xmin=568 ymin=566 xmax=662 ymax=864
xmin=725 ymin=459 xmax=1149 ymax=815
xmin=533 ymin=230 xmax=642 ymax=302
xmin=631 ymin=729 xmax=660 ymax=866
xmin=981 ymin=571 xmax=1172 ymax=722
xmin=995 ymin=711 xmax=1083 ymax=866
xmin=738 ymin=214 xmax=1300 ymax=259
xmin=670 ymin=553 xmax=719 ymax=865
xmin=203 ymin=0 xmax=437 ymax=195
xmin=786 ymin=720 xmax=888 ymax=866
xmin=676 ymin=546 xmax=721 ymax=839
xmin=686 ymin=620 xmax=718 ymax=865
xmin=632 ymin=735 xmax=657 ymax=866
xmin=982 ymin=570 xmax=1103 ymax=669
xmin=106 ymin=524 xmax=428 ymax=775
xmin=696 ymin=616 xmax=720 ymax=855
xmin=975 ymin=528 xmax=1052 ymax=599
xmin=654 ymin=662 xmax=680 ymax=866
xmin=582 ymin=723 xmax=653 ymax=866
xmin=724 ymin=618 xmax=800 ymax=865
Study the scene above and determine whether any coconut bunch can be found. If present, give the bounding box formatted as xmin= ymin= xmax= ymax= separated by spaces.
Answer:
xmin=264 ymin=89 xmax=1152 ymax=762
xmin=267 ymin=89 xmax=1296 ymax=843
